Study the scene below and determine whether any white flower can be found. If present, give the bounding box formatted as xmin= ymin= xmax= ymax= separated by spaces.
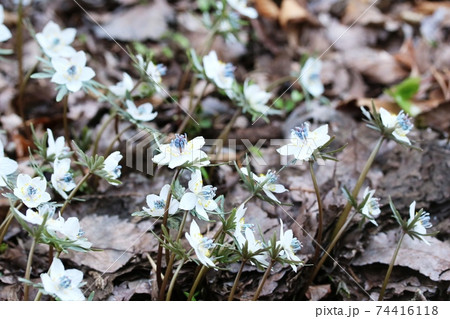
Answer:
xmin=36 ymin=21 xmax=76 ymax=58
xmin=179 ymin=169 xmax=218 ymax=221
xmin=233 ymin=204 xmax=251 ymax=245
xmin=361 ymin=187 xmax=381 ymax=226
xmin=51 ymin=158 xmax=76 ymax=199
xmin=203 ymin=51 xmax=235 ymax=91
xmin=0 ymin=5 xmax=12 ymax=42
xmin=143 ymin=184 xmax=179 ymax=217
xmin=152 ymin=134 xmax=210 ymax=169
xmin=137 ymin=55 xmax=167 ymax=90
xmin=238 ymin=227 xmax=269 ymax=267
xmin=125 ymin=100 xmax=157 ymax=122
xmin=241 ymin=168 xmax=287 ymax=204
xmin=40 ymin=258 xmax=85 ymax=301
xmin=227 ymin=0 xmax=258 ymax=19
xmin=300 ymin=57 xmax=324 ymax=98
xmin=47 ymin=128 xmax=69 ymax=159
xmin=379 ymin=108 xmax=414 ymax=145
xmin=185 ymin=220 xmax=215 ymax=267
xmin=51 ymin=51 xmax=95 ymax=92
xmin=0 ymin=139 xmax=18 ymax=187
xmin=277 ymin=122 xmax=330 ymax=161
xmin=13 ymin=174 xmax=51 ymax=208
xmin=14 ymin=204 xmax=63 ymax=232
xmin=102 ymin=151 xmax=122 ymax=185
xmin=58 ymin=217 xmax=92 ymax=249
xmin=243 ymin=80 xmax=280 ymax=115
xmin=277 ymin=219 xmax=302 ymax=272
xmin=109 ymin=72 xmax=134 ymax=97
xmin=407 ymin=201 xmax=432 ymax=245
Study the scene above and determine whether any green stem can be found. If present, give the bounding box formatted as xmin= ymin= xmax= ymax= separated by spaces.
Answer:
xmin=63 ymin=95 xmax=70 ymax=148
xmin=92 ymin=112 xmax=116 ymax=156
xmin=156 ymin=168 xmax=181 ymax=290
xmin=59 ymin=172 xmax=91 ymax=216
xmin=378 ymin=232 xmax=405 ymax=301
xmin=188 ymin=265 xmax=207 ymax=301
xmin=34 ymin=291 xmax=42 ymax=301
xmin=0 ymin=203 xmax=23 ymax=244
xmin=16 ymin=0 xmax=26 ymax=131
xmin=104 ymin=124 xmax=133 ymax=156
xmin=309 ymin=161 xmax=324 ymax=265
xmin=311 ymin=210 xmax=358 ymax=281
xmin=265 ymin=75 xmax=298 ymax=92
xmin=23 ymin=238 xmax=37 ymax=301
xmin=166 ymin=258 xmax=186 ymax=301
xmin=228 ymin=259 xmax=247 ymax=301
xmin=332 ymin=137 xmax=384 ymax=239
xmin=252 ymin=259 xmax=274 ymax=301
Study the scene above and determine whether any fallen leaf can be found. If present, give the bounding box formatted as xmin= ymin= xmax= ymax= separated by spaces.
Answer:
xmin=279 ymin=0 xmax=317 ymax=28
xmin=306 ymin=284 xmax=331 ymax=300
xmin=255 ymin=0 xmax=280 ymax=20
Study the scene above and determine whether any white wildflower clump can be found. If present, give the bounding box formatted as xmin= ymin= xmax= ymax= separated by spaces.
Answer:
xmin=241 ymin=168 xmax=288 ymax=204
xmin=152 ymin=133 xmax=210 ymax=169
xmin=125 ymin=100 xmax=157 ymax=122
xmin=109 ymin=72 xmax=134 ymax=97
xmin=51 ymin=51 xmax=95 ymax=92
xmin=14 ymin=174 xmax=51 ymax=208
xmin=185 ymin=220 xmax=216 ymax=267
xmin=277 ymin=220 xmax=302 ymax=272
xmin=407 ymin=201 xmax=433 ymax=245
xmin=142 ymin=184 xmax=179 ymax=217
xmin=238 ymin=227 xmax=269 ymax=267
xmin=180 ymin=169 xmax=218 ymax=221
xmin=361 ymin=187 xmax=381 ymax=226
xmin=379 ymin=108 xmax=414 ymax=145
xmin=41 ymin=258 xmax=85 ymax=301
xmin=300 ymin=57 xmax=324 ymax=98
xmin=0 ymin=5 xmax=12 ymax=42
xmin=0 ymin=139 xmax=18 ymax=187
xmin=203 ymin=51 xmax=235 ymax=92
xmin=47 ymin=128 xmax=69 ymax=159
xmin=227 ymin=0 xmax=258 ymax=19
xmin=51 ymin=158 xmax=76 ymax=199
xmin=36 ymin=21 xmax=76 ymax=58
xmin=243 ymin=80 xmax=280 ymax=116
xmin=102 ymin=151 xmax=122 ymax=185
xmin=277 ymin=122 xmax=330 ymax=161
xmin=14 ymin=204 xmax=62 ymax=232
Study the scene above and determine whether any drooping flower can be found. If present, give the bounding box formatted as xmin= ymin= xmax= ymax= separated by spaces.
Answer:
xmin=185 ymin=220 xmax=216 ymax=267
xmin=51 ymin=158 xmax=76 ymax=199
xmin=227 ymin=0 xmax=258 ymax=19
xmin=300 ymin=57 xmax=324 ymax=98
xmin=360 ymin=187 xmax=381 ymax=226
xmin=179 ymin=169 xmax=218 ymax=220
xmin=152 ymin=134 xmax=210 ymax=169
xmin=142 ymin=184 xmax=179 ymax=217
xmin=109 ymin=72 xmax=134 ymax=97
xmin=14 ymin=204 xmax=62 ymax=232
xmin=407 ymin=201 xmax=433 ymax=245
xmin=47 ymin=128 xmax=69 ymax=159
xmin=241 ymin=168 xmax=288 ymax=204
xmin=58 ymin=216 xmax=92 ymax=249
xmin=0 ymin=139 xmax=18 ymax=187
xmin=36 ymin=21 xmax=76 ymax=58
xmin=203 ymin=51 xmax=234 ymax=92
xmin=102 ymin=151 xmax=122 ymax=185
xmin=277 ymin=122 xmax=330 ymax=161
xmin=125 ymin=100 xmax=157 ymax=122
xmin=0 ymin=5 xmax=12 ymax=42
xmin=243 ymin=80 xmax=280 ymax=116
xmin=51 ymin=51 xmax=95 ymax=92
xmin=13 ymin=174 xmax=51 ymax=208
xmin=237 ymin=227 xmax=269 ymax=267
xmin=379 ymin=108 xmax=414 ymax=145
xmin=277 ymin=219 xmax=302 ymax=272
xmin=40 ymin=258 xmax=85 ymax=301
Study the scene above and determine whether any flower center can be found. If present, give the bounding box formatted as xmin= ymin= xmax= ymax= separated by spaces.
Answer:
xmin=156 ymin=64 xmax=167 ymax=76
xmin=292 ymin=123 xmax=309 ymax=140
xmin=27 ymin=185 xmax=37 ymax=197
xmin=265 ymin=170 xmax=278 ymax=184
xmin=201 ymin=237 xmax=215 ymax=251
xmin=291 ymin=238 xmax=302 ymax=253
xmin=113 ymin=165 xmax=122 ymax=178
xmin=171 ymin=133 xmax=188 ymax=153
xmin=223 ymin=63 xmax=234 ymax=78
xmin=418 ymin=211 xmax=432 ymax=229
xmin=67 ymin=65 xmax=77 ymax=76
xmin=59 ymin=275 xmax=72 ymax=289
xmin=61 ymin=173 xmax=73 ymax=184
xmin=396 ymin=112 xmax=413 ymax=132
xmin=200 ymin=186 xmax=217 ymax=200
xmin=52 ymin=37 xmax=61 ymax=46
xmin=154 ymin=199 xmax=166 ymax=210
xmin=77 ymin=229 xmax=85 ymax=237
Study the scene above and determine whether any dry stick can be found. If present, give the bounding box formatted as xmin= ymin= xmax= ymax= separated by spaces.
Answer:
xmin=378 ymin=232 xmax=405 ymax=301
xmin=156 ymin=168 xmax=181 ymax=290
xmin=0 ymin=203 xmax=23 ymax=244
xmin=252 ymin=259 xmax=274 ymax=301
xmin=16 ymin=1 xmax=26 ymax=136
xmin=228 ymin=259 xmax=247 ymax=301
xmin=331 ymin=137 xmax=384 ymax=240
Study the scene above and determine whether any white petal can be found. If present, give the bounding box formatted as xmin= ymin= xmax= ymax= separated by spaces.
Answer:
xmin=179 ymin=192 xmax=197 ymax=210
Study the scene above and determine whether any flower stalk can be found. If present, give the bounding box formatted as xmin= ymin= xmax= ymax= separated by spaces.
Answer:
xmin=228 ymin=258 xmax=247 ymax=301
xmin=378 ymin=232 xmax=405 ymax=301
xmin=23 ymin=237 xmax=37 ymax=301
xmin=59 ymin=172 xmax=91 ymax=215
xmin=309 ymin=160 xmax=324 ymax=265
xmin=252 ymin=259 xmax=274 ymax=300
